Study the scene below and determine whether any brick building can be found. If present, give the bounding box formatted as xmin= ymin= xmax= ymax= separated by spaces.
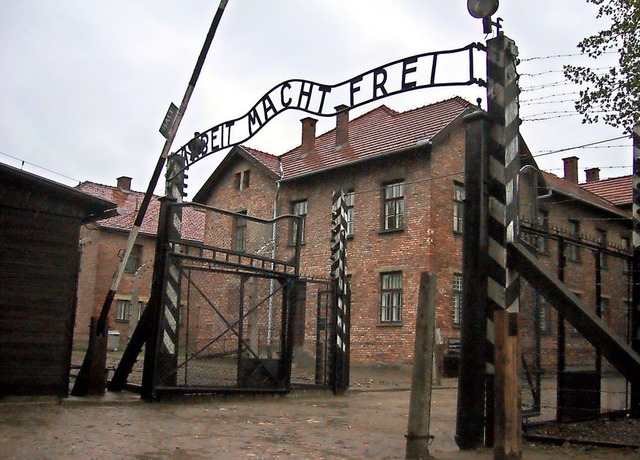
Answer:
xmin=193 ymin=97 xmax=534 ymax=365
xmin=192 ymin=96 xmax=634 ymax=371
xmin=74 ymin=176 xmax=204 ymax=348
xmin=518 ymin=158 xmax=632 ymax=373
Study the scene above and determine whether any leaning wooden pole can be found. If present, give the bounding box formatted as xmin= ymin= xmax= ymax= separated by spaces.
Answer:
xmin=405 ymin=272 xmax=437 ymax=460
xmin=486 ymin=33 xmax=522 ymax=459
xmin=72 ymin=0 xmax=229 ymax=396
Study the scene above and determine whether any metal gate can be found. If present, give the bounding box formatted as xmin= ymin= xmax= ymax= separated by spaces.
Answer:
xmin=140 ymin=201 xmax=303 ymax=397
xmin=289 ymin=278 xmax=350 ymax=393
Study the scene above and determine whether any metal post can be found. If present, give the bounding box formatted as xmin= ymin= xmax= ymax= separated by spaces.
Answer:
xmin=632 ymin=122 xmax=640 ymax=417
xmin=405 ymin=272 xmax=438 ymax=460
xmin=456 ymin=110 xmax=490 ymax=450
xmin=486 ymin=33 xmax=521 ymax=459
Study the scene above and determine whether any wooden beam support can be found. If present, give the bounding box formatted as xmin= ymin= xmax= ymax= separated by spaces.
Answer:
xmin=508 ymin=241 xmax=640 ymax=382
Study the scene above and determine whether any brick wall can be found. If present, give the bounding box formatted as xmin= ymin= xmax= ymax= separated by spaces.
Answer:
xmin=75 ymin=227 xmax=155 ymax=347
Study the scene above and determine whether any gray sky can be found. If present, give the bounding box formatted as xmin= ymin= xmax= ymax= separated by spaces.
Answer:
xmin=0 ymin=1 xmax=632 ymax=196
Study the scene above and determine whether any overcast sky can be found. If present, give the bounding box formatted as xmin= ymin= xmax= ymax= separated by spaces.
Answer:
xmin=0 ymin=1 xmax=632 ymax=196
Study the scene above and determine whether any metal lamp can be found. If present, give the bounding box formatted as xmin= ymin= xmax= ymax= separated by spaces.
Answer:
xmin=467 ymin=0 xmax=499 ymax=18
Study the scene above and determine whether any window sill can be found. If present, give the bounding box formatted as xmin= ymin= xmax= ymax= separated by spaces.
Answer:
xmin=378 ymin=228 xmax=404 ymax=235
xmin=376 ymin=322 xmax=403 ymax=327
xmin=115 ymin=319 xmax=129 ymax=323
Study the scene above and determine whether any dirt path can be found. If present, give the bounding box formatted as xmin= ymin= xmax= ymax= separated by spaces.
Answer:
xmin=1 ymin=381 xmax=638 ymax=459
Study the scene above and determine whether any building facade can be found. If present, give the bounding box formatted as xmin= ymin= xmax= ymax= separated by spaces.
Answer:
xmin=194 ymin=96 xmax=633 ymax=371
xmin=75 ymin=176 xmax=204 ymax=349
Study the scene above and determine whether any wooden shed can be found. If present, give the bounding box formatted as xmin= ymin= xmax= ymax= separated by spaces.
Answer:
xmin=0 ymin=163 xmax=115 ymax=396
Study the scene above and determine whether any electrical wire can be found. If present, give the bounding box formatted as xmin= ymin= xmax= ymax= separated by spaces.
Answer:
xmin=0 ymin=150 xmax=81 ymax=184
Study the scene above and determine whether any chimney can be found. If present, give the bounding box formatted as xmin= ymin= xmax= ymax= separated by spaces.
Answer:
xmin=300 ymin=117 xmax=317 ymax=157
xmin=335 ymin=104 xmax=349 ymax=148
xmin=562 ymin=156 xmax=578 ymax=184
xmin=117 ymin=176 xmax=132 ymax=192
xmin=585 ymin=167 xmax=600 ymax=183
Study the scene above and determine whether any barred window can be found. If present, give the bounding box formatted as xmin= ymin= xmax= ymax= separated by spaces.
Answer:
xmin=380 ymin=272 xmax=402 ymax=323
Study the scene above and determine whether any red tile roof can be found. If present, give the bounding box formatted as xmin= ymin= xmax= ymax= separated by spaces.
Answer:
xmin=279 ymin=96 xmax=475 ymax=180
xmin=541 ymin=172 xmax=630 ymax=218
xmin=77 ymin=181 xmax=204 ymax=241
xmin=580 ymin=175 xmax=632 ymax=206
xmin=241 ymin=146 xmax=281 ymax=177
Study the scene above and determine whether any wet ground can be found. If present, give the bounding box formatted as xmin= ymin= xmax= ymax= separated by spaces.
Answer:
xmin=1 ymin=365 xmax=639 ymax=459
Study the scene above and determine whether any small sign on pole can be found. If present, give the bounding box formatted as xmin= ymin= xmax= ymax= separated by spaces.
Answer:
xmin=159 ymin=103 xmax=179 ymax=139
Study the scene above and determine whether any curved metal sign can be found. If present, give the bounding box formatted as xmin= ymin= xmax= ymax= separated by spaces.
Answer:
xmin=177 ymin=42 xmax=486 ymax=168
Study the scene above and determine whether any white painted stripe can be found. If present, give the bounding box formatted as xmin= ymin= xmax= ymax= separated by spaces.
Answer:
xmin=489 ymin=197 xmax=506 ymax=224
xmin=487 ymin=277 xmax=506 ymax=309
xmin=488 ymin=238 xmax=505 ymax=266
xmin=166 ymin=283 xmax=179 ymax=309
xmin=163 ymin=331 xmax=176 ymax=355
xmin=165 ymin=308 xmax=177 ymax=334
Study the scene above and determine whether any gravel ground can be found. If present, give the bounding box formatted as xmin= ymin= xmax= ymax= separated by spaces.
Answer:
xmin=2 ymin=361 xmax=640 ymax=459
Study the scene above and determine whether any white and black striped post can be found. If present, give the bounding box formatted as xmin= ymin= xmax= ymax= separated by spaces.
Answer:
xmin=632 ymin=123 xmax=640 ymax=417
xmin=331 ymin=190 xmax=350 ymax=392
xmin=486 ymin=34 xmax=522 ymax=458
xmin=155 ymin=153 xmax=186 ymax=387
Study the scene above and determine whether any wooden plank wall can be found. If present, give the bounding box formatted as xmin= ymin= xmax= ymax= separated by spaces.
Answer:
xmin=0 ymin=206 xmax=80 ymax=396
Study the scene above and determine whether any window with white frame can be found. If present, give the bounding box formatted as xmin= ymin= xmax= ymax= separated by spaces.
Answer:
xmin=292 ymin=200 xmax=307 ymax=243
xmin=453 ymin=272 xmax=463 ymax=325
xmin=383 ymin=180 xmax=404 ymax=231
xmin=380 ymin=272 xmax=402 ymax=323
xmin=116 ymin=299 xmax=131 ymax=322
xmin=116 ymin=299 xmax=144 ymax=322
xmin=345 ymin=190 xmax=355 ymax=237
xmin=453 ymin=182 xmax=464 ymax=233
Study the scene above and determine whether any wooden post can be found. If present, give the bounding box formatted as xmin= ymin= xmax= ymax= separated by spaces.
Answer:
xmin=456 ymin=110 xmax=490 ymax=450
xmin=405 ymin=272 xmax=437 ymax=460
xmin=486 ymin=33 xmax=522 ymax=459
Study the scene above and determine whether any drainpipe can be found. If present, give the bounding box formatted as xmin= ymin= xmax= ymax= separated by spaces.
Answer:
xmin=267 ymin=160 xmax=284 ymax=356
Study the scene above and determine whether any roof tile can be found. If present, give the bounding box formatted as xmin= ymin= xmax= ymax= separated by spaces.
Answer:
xmin=580 ymin=175 xmax=632 ymax=206
xmin=279 ymin=96 xmax=475 ymax=180
xmin=77 ymin=182 xmax=204 ymax=241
